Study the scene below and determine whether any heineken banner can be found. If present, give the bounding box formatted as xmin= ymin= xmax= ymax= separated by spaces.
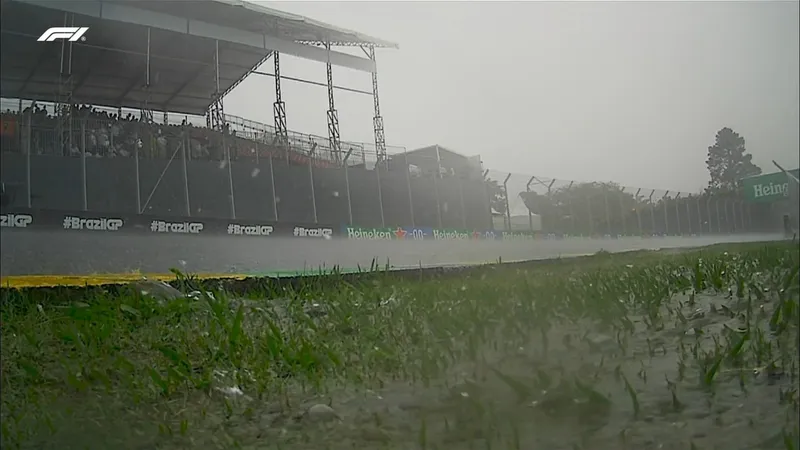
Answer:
xmin=742 ymin=169 xmax=800 ymax=203
xmin=342 ymin=226 xmax=568 ymax=241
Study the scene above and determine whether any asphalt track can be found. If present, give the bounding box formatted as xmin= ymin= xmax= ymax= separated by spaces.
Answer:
xmin=0 ymin=229 xmax=784 ymax=279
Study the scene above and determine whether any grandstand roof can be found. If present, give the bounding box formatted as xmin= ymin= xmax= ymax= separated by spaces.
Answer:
xmin=1 ymin=0 xmax=396 ymax=116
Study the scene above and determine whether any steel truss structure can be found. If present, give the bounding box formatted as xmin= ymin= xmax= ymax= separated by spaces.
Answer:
xmin=2 ymin=0 xmax=397 ymax=223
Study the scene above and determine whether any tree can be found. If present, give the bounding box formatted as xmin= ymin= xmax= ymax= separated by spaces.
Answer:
xmin=485 ymin=178 xmax=507 ymax=215
xmin=519 ymin=182 xmax=643 ymax=235
xmin=706 ymin=127 xmax=761 ymax=194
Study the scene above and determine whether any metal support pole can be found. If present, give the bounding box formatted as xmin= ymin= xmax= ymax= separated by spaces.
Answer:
xmin=503 ymin=173 xmax=512 ymax=231
xmin=674 ymin=193 xmax=682 ymax=236
xmin=273 ymin=52 xmax=288 ymax=147
xmin=134 ymin=126 xmax=142 ymax=213
xmin=662 ymin=191 xmax=670 ymax=235
xmin=308 ymin=155 xmax=318 ymax=224
xmin=325 ymin=43 xmax=341 ymax=163
xmin=730 ymin=199 xmax=737 ymax=232
xmin=342 ymin=157 xmax=353 ymax=225
xmin=181 ymin=129 xmax=191 ymax=217
xmin=268 ymin=153 xmax=278 ymax=221
xmin=706 ymin=199 xmax=713 ymax=234
xmin=210 ymin=39 xmax=235 ymax=219
xmin=567 ymin=181 xmax=575 ymax=235
xmin=80 ymin=120 xmax=87 ymax=211
xmin=602 ymin=185 xmax=611 ymax=236
xmin=619 ymin=188 xmax=628 ymax=236
xmin=696 ymin=196 xmax=702 ymax=235
xmin=715 ymin=200 xmax=722 ymax=233
xmin=526 ymin=176 xmax=535 ymax=232
xmin=586 ymin=193 xmax=594 ymax=236
xmin=635 ymin=188 xmax=642 ymax=236
xmin=140 ymin=27 xmax=153 ymax=125
xmin=406 ymin=150 xmax=416 ymax=227
xmin=368 ymin=46 xmax=387 ymax=162
xmin=375 ymin=161 xmax=386 ymax=227
xmin=483 ymin=170 xmax=493 ymax=230
xmin=685 ymin=195 xmax=692 ymax=235
xmin=25 ymin=109 xmax=32 ymax=208
xmin=648 ymin=190 xmax=656 ymax=235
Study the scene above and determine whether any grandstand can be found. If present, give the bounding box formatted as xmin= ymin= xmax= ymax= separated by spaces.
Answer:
xmin=0 ymin=0 xmax=494 ymax=232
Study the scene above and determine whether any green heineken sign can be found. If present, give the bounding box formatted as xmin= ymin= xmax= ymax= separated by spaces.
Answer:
xmin=742 ymin=169 xmax=799 ymax=203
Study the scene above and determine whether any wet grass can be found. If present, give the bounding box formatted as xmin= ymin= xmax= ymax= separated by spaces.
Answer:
xmin=1 ymin=242 xmax=799 ymax=449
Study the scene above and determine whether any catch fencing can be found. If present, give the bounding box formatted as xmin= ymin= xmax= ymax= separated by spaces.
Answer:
xmin=484 ymin=169 xmax=786 ymax=236
xmin=0 ymin=109 xmax=786 ymax=235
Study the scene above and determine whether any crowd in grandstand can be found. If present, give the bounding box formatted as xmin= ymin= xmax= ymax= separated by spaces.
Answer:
xmin=1 ymin=103 xmax=479 ymax=180
xmin=0 ymin=104 xmax=347 ymax=169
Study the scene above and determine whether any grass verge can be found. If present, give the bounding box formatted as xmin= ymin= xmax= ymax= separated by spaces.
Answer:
xmin=1 ymin=242 xmax=799 ymax=449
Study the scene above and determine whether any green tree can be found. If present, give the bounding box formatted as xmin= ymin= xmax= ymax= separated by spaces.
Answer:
xmin=485 ymin=178 xmax=507 ymax=215
xmin=519 ymin=182 xmax=643 ymax=235
xmin=706 ymin=127 xmax=761 ymax=194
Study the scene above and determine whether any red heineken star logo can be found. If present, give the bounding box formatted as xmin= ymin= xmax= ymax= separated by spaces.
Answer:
xmin=394 ymin=227 xmax=407 ymax=239
xmin=472 ymin=230 xmax=481 ymax=240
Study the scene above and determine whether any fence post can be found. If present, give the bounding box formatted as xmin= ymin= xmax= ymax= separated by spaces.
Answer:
xmin=483 ymin=169 xmax=492 ymax=230
xmin=268 ymin=152 xmax=278 ymax=221
xmin=685 ymin=195 xmax=692 ymax=235
xmin=80 ymin=119 xmax=87 ymax=211
xmin=619 ymin=188 xmax=627 ymax=236
xmin=566 ymin=181 xmax=575 ymax=235
xmin=24 ymin=108 xmax=32 ymax=208
xmin=648 ymin=190 xmax=656 ymax=236
xmin=586 ymin=191 xmax=594 ymax=236
xmin=308 ymin=151 xmax=318 ymax=224
xmin=602 ymin=185 xmax=611 ymax=236
xmin=224 ymin=131 xmax=236 ymax=220
xmin=342 ymin=157 xmax=353 ymax=226
xmin=695 ymin=196 xmax=702 ymax=235
xmin=375 ymin=158 xmax=386 ymax=228
xmin=634 ymin=188 xmax=642 ymax=236
xmin=502 ymin=173 xmax=511 ymax=231
xmin=134 ymin=124 xmax=142 ymax=213
xmin=181 ymin=127 xmax=191 ymax=217
xmin=674 ymin=192 xmax=682 ymax=236
xmin=659 ymin=191 xmax=669 ymax=235
xmin=405 ymin=150 xmax=415 ymax=227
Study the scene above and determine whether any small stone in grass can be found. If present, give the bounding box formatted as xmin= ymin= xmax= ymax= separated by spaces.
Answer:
xmin=304 ymin=404 xmax=340 ymax=423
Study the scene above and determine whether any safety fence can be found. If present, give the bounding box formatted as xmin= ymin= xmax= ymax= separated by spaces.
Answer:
xmin=0 ymin=109 xmax=792 ymax=237
xmin=485 ymin=169 xmax=790 ymax=236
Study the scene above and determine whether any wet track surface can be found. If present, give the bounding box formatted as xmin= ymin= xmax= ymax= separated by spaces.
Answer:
xmin=0 ymin=230 xmax=783 ymax=276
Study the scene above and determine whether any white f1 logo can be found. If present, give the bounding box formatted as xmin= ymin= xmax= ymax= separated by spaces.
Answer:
xmin=37 ymin=27 xmax=89 ymax=42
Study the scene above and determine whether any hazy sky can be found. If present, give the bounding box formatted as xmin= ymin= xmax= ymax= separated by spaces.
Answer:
xmin=224 ymin=1 xmax=800 ymax=193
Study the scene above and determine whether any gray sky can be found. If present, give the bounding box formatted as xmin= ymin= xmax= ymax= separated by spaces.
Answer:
xmin=224 ymin=1 xmax=800 ymax=193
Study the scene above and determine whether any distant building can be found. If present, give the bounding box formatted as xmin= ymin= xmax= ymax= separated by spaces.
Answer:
xmin=389 ymin=144 xmax=483 ymax=179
